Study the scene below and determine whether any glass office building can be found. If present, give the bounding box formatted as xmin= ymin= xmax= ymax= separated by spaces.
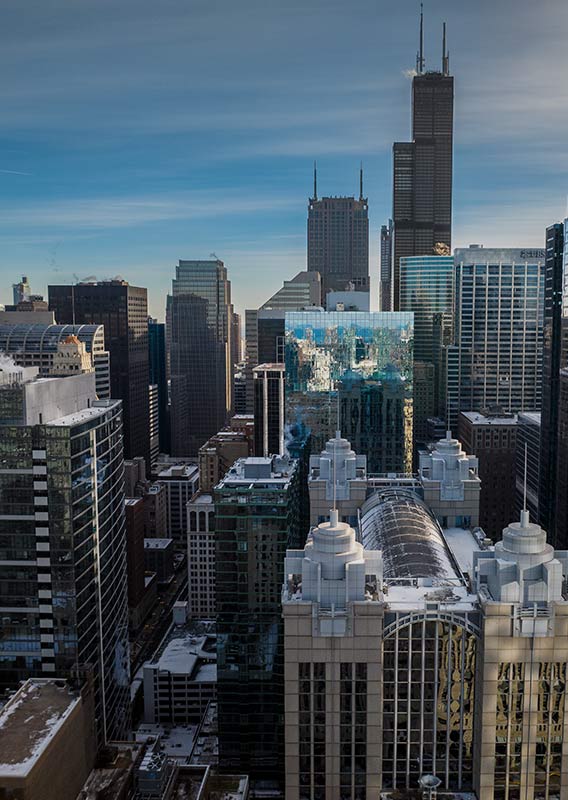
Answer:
xmin=284 ymin=311 xmax=413 ymax=473
xmin=450 ymin=247 xmax=544 ymax=429
xmin=0 ymin=370 xmax=130 ymax=744
xmin=400 ymin=255 xmax=453 ymax=439
xmin=215 ymin=455 xmax=301 ymax=784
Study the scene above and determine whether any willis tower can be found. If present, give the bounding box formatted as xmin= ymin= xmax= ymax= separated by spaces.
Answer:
xmin=391 ymin=9 xmax=454 ymax=309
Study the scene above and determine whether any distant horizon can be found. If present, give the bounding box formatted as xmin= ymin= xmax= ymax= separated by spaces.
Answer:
xmin=1 ymin=0 xmax=566 ymax=319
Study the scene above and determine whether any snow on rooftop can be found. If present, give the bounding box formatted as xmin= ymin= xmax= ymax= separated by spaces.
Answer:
xmin=444 ymin=526 xmax=481 ymax=576
xmin=0 ymin=680 xmax=80 ymax=776
xmin=135 ymin=724 xmax=198 ymax=760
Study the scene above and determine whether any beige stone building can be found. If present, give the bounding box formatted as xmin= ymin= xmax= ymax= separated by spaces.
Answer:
xmin=285 ymin=430 xmax=568 ymax=799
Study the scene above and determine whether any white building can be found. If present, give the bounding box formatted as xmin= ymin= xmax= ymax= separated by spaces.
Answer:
xmin=187 ymin=492 xmax=216 ymax=619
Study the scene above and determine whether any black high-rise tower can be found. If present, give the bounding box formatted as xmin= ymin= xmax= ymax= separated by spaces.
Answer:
xmin=392 ymin=13 xmax=454 ymax=309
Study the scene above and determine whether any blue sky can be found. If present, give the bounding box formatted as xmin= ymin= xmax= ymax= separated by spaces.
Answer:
xmin=1 ymin=0 xmax=567 ymax=319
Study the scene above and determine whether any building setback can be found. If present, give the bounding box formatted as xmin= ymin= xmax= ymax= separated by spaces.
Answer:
xmin=48 ymin=281 xmax=150 ymax=463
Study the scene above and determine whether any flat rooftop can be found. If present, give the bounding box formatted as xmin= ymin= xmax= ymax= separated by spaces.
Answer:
xmin=460 ymin=411 xmax=517 ymax=425
xmin=144 ymin=538 xmax=173 ymax=549
xmin=217 ymin=455 xmax=296 ymax=489
xmin=145 ymin=620 xmax=216 ymax=677
xmin=156 ymin=463 xmax=199 ymax=479
xmin=0 ymin=679 xmax=80 ymax=776
xmin=135 ymin=724 xmax=198 ymax=760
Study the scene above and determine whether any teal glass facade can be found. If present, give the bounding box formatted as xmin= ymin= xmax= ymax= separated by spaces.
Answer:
xmin=284 ymin=311 xmax=414 ymax=473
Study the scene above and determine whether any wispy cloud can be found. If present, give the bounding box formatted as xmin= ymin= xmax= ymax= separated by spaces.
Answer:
xmin=0 ymin=169 xmax=32 ymax=176
xmin=0 ymin=190 xmax=301 ymax=230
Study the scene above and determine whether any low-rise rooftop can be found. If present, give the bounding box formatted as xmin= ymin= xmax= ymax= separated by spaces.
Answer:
xmin=0 ymin=679 xmax=80 ymax=777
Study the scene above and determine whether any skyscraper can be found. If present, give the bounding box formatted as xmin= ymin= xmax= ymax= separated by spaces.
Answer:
xmin=379 ymin=219 xmax=393 ymax=310
xmin=215 ymin=455 xmax=301 ymax=783
xmin=0 ymin=362 xmax=130 ymax=743
xmin=391 ymin=17 xmax=454 ymax=309
xmin=169 ymin=259 xmax=233 ymax=455
xmin=399 ymin=254 xmax=454 ymax=439
xmin=448 ymin=246 xmax=544 ymax=429
xmin=307 ymin=166 xmax=369 ymax=298
xmin=48 ymin=281 xmax=150 ymax=463
xmin=148 ymin=318 xmax=169 ymax=453
xmin=539 ymin=222 xmax=568 ymax=539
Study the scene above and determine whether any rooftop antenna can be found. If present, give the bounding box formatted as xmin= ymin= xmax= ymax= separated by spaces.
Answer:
xmin=418 ymin=3 xmax=425 ymax=74
xmin=442 ymin=22 xmax=449 ymax=75
xmin=520 ymin=442 xmax=530 ymax=527
xmin=359 ymin=162 xmax=364 ymax=201
xmin=313 ymin=161 xmax=318 ymax=201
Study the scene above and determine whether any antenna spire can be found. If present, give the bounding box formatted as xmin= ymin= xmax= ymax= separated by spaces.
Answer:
xmin=359 ymin=162 xmax=364 ymax=201
xmin=442 ymin=21 xmax=449 ymax=75
xmin=313 ymin=160 xmax=318 ymax=200
xmin=418 ymin=3 xmax=425 ymax=74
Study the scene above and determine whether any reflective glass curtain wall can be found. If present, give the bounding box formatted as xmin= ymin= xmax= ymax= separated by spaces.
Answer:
xmin=284 ymin=311 xmax=414 ymax=473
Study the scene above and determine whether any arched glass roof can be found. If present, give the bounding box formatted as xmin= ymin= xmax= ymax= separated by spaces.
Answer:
xmin=0 ymin=324 xmax=103 ymax=353
xmin=360 ymin=489 xmax=460 ymax=582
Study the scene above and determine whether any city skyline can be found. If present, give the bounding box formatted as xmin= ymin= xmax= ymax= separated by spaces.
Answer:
xmin=1 ymin=0 xmax=567 ymax=318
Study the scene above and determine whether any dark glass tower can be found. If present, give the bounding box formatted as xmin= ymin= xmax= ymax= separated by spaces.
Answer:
xmin=148 ymin=318 xmax=169 ymax=453
xmin=392 ymin=20 xmax=454 ymax=309
xmin=215 ymin=455 xmax=301 ymax=784
xmin=169 ymin=259 xmax=233 ymax=455
xmin=380 ymin=220 xmax=393 ymax=311
xmin=48 ymin=281 xmax=150 ymax=464
xmin=0 ymin=370 xmax=130 ymax=744
xmin=539 ymin=223 xmax=566 ymax=542
xmin=307 ymin=166 xmax=369 ymax=298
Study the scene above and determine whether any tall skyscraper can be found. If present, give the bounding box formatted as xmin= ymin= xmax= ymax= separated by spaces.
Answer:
xmin=284 ymin=310 xmax=414 ymax=473
xmin=48 ymin=281 xmax=150 ymax=463
xmin=448 ymin=246 xmax=544 ymax=428
xmin=379 ymin=219 xmax=393 ymax=310
xmin=539 ymin=222 xmax=567 ymax=539
xmin=148 ymin=318 xmax=169 ymax=453
xmin=215 ymin=455 xmax=301 ymax=783
xmin=169 ymin=259 xmax=233 ymax=455
xmin=391 ymin=18 xmax=454 ymax=309
xmin=0 ymin=362 xmax=130 ymax=743
xmin=400 ymin=253 xmax=453 ymax=440
xmin=307 ymin=166 xmax=369 ymax=298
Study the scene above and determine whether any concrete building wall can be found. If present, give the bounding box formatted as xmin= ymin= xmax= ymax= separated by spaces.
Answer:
xmin=283 ymin=602 xmax=383 ymax=800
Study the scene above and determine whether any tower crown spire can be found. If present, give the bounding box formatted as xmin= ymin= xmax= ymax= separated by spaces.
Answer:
xmin=442 ymin=21 xmax=450 ymax=75
xmin=417 ymin=2 xmax=425 ymax=74
xmin=313 ymin=160 xmax=318 ymax=201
